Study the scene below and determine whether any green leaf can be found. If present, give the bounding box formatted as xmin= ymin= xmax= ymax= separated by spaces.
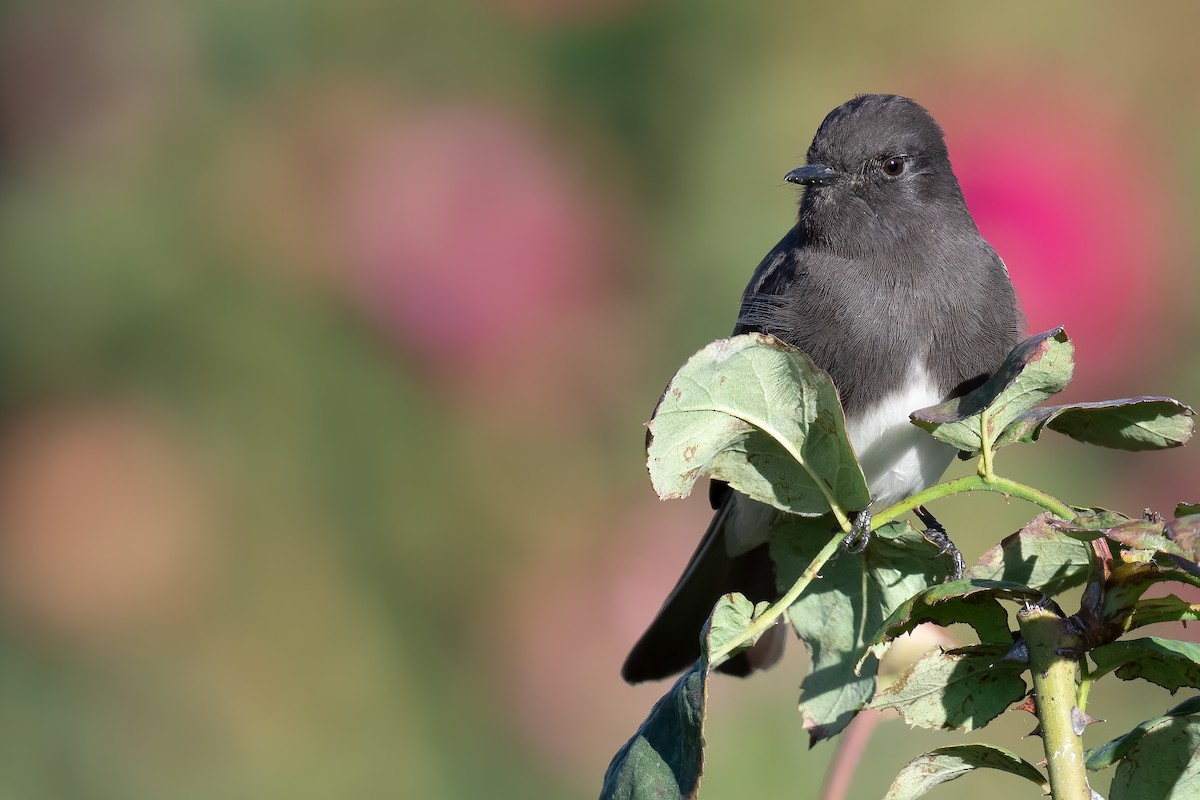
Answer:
xmin=1104 ymin=560 xmax=1200 ymax=624
xmin=911 ymin=328 xmax=1073 ymax=456
xmin=968 ymin=513 xmax=1095 ymax=596
xmin=705 ymin=593 xmax=767 ymax=670
xmin=1109 ymin=717 xmax=1200 ymax=799
xmin=769 ymin=517 xmax=950 ymax=744
xmin=1177 ymin=501 xmax=1200 ymax=517
xmin=1090 ymin=638 xmax=1200 ymax=693
xmin=1086 ymin=695 xmax=1200 ymax=772
xmin=866 ymin=579 xmax=1032 ymax=663
xmin=994 ymin=397 xmax=1195 ymax=451
xmin=1129 ymin=595 xmax=1200 ymax=629
xmin=603 ymin=586 xmax=778 ymax=798
xmin=646 ymin=333 xmax=869 ymax=516
xmin=884 ymin=744 xmax=1048 ymax=800
xmin=1112 ymin=550 xmax=1200 ymax=592
xmin=600 ymin=664 xmax=707 ymax=800
xmin=1166 ymin=514 xmax=1200 ymax=560
xmin=1072 ymin=506 xmax=1135 ymax=530
xmin=1099 ymin=515 xmax=1200 ymax=578
xmin=870 ymin=644 xmax=1028 ymax=731
xmin=1103 ymin=519 xmax=1192 ymax=562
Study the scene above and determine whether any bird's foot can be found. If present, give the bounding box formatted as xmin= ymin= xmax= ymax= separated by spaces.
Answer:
xmin=842 ymin=506 xmax=872 ymax=554
xmin=914 ymin=505 xmax=965 ymax=581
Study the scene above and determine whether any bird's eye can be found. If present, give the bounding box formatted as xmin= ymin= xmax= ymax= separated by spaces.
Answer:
xmin=883 ymin=156 xmax=905 ymax=177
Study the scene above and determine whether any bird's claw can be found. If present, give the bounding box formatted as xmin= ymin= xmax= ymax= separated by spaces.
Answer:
xmin=841 ymin=507 xmax=872 ymax=554
xmin=913 ymin=505 xmax=965 ymax=581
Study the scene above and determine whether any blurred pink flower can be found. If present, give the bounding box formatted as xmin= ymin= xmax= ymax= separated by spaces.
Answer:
xmin=930 ymin=83 xmax=1178 ymax=392
xmin=337 ymin=106 xmax=607 ymax=376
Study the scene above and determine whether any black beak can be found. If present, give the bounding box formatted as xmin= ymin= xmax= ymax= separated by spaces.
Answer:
xmin=783 ymin=164 xmax=839 ymax=186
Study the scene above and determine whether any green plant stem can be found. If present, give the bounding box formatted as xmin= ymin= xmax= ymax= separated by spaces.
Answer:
xmin=871 ymin=473 xmax=1076 ymax=529
xmin=978 ymin=416 xmax=995 ymax=479
xmin=708 ymin=528 xmax=846 ymax=668
xmin=713 ymin=473 xmax=1075 ymax=668
xmin=1018 ymin=604 xmax=1090 ymax=800
xmin=1076 ymin=661 xmax=1093 ymax=713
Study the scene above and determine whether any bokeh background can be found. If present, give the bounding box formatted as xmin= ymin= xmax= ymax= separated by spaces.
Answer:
xmin=1 ymin=2 xmax=1198 ymax=798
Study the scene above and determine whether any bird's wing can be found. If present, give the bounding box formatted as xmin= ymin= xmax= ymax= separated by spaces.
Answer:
xmin=733 ymin=225 xmax=803 ymax=336
xmin=620 ymin=495 xmax=785 ymax=683
xmin=623 ymin=228 xmax=803 ymax=683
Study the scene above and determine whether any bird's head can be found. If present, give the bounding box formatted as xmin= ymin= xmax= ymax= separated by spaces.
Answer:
xmin=787 ymin=95 xmax=972 ymax=244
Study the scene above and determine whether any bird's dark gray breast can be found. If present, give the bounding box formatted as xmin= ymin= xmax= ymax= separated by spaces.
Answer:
xmin=736 ymin=226 xmax=1021 ymax=416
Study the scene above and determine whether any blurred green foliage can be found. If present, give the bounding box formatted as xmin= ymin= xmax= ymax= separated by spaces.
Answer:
xmin=0 ymin=1 xmax=1198 ymax=798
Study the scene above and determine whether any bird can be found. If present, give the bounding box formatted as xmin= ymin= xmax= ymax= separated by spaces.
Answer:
xmin=622 ymin=94 xmax=1023 ymax=684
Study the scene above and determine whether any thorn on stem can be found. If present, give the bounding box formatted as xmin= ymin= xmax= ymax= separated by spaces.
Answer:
xmin=1012 ymin=694 xmax=1037 ymax=715
xmin=1071 ymin=706 xmax=1103 ymax=736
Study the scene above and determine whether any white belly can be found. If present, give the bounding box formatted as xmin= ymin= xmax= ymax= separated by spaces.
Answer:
xmin=724 ymin=358 xmax=952 ymax=556
xmin=846 ymin=359 xmax=954 ymax=508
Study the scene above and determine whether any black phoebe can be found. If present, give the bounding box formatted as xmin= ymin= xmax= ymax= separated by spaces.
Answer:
xmin=623 ymin=94 xmax=1023 ymax=683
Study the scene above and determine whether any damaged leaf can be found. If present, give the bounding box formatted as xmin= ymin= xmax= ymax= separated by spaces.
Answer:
xmin=911 ymin=328 xmax=1073 ymax=456
xmin=885 ymin=744 xmax=1047 ymax=800
xmin=994 ymin=397 xmax=1194 ymax=451
xmin=646 ymin=334 xmax=868 ymax=516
